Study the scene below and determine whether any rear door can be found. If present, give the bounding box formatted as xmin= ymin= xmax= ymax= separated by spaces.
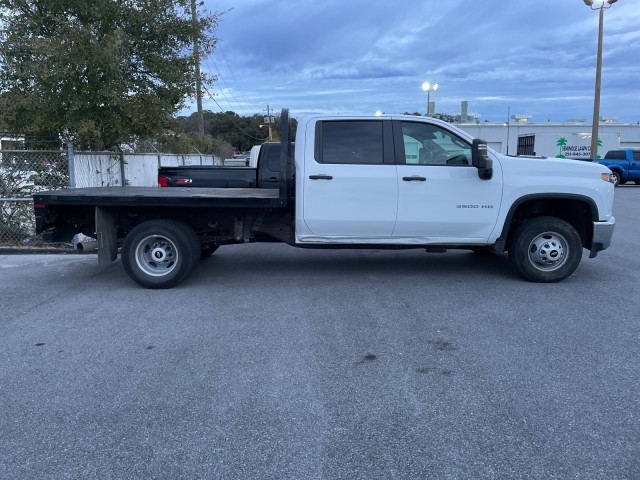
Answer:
xmin=301 ymin=119 xmax=398 ymax=237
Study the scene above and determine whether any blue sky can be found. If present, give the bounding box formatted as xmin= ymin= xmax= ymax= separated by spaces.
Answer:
xmin=193 ymin=0 xmax=640 ymax=124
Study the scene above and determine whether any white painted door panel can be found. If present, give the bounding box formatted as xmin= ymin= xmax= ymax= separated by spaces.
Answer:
xmin=303 ymin=164 xmax=398 ymax=236
xmin=394 ymin=164 xmax=502 ymax=240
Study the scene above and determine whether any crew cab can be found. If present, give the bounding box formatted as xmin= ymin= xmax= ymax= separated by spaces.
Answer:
xmin=33 ymin=109 xmax=616 ymax=288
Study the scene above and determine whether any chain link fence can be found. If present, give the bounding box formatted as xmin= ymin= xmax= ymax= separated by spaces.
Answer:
xmin=0 ymin=149 xmax=69 ymax=246
xmin=0 ymin=148 xmax=220 ymax=247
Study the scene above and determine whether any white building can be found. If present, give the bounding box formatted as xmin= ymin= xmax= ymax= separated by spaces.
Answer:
xmin=456 ymin=122 xmax=640 ymax=157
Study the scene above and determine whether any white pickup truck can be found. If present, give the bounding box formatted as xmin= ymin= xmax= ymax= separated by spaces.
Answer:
xmin=34 ymin=109 xmax=615 ymax=288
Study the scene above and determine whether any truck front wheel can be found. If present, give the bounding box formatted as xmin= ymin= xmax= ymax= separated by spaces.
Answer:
xmin=509 ymin=216 xmax=582 ymax=283
xmin=122 ymin=220 xmax=200 ymax=289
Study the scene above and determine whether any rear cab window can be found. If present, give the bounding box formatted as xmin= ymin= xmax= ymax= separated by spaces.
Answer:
xmin=315 ymin=120 xmax=395 ymax=165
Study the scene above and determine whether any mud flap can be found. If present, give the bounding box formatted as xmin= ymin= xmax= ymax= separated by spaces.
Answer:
xmin=95 ymin=206 xmax=118 ymax=266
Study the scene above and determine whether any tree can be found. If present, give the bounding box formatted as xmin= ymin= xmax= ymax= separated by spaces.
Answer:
xmin=177 ymin=110 xmax=298 ymax=152
xmin=176 ymin=111 xmax=269 ymax=152
xmin=0 ymin=0 xmax=220 ymax=150
xmin=432 ymin=113 xmax=456 ymax=124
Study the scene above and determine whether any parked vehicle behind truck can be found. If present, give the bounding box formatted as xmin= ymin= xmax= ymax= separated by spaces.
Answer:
xmin=33 ymin=109 xmax=616 ymax=288
xmin=594 ymin=149 xmax=640 ymax=186
xmin=157 ymin=142 xmax=292 ymax=190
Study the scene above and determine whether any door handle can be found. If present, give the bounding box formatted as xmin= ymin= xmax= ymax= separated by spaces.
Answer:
xmin=402 ymin=176 xmax=427 ymax=181
xmin=309 ymin=175 xmax=333 ymax=180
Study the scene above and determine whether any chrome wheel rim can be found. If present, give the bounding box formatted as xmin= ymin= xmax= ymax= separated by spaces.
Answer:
xmin=135 ymin=235 xmax=179 ymax=277
xmin=527 ymin=231 xmax=568 ymax=272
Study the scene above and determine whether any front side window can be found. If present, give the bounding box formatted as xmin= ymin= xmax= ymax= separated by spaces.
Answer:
xmin=400 ymin=122 xmax=471 ymax=166
xmin=319 ymin=121 xmax=383 ymax=164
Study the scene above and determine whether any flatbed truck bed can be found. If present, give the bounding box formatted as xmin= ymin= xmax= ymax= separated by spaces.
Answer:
xmin=33 ymin=186 xmax=285 ymax=209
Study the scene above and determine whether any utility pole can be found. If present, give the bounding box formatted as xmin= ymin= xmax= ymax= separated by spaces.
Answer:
xmin=191 ymin=0 xmax=204 ymax=139
xmin=264 ymin=105 xmax=273 ymax=141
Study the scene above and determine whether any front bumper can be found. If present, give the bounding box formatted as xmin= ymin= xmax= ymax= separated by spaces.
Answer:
xmin=589 ymin=216 xmax=615 ymax=258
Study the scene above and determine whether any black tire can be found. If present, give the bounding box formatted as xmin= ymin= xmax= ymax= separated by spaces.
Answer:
xmin=121 ymin=220 xmax=200 ymax=289
xmin=609 ymin=171 xmax=621 ymax=187
xmin=508 ymin=216 xmax=583 ymax=283
xmin=200 ymin=244 xmax=220 ymax=259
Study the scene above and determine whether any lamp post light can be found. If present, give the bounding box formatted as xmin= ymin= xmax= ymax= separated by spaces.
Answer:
xmin=421 ymin=82 xmax=438 ymax=116
xmin=583 ymin=0 xmax=618 ymax=159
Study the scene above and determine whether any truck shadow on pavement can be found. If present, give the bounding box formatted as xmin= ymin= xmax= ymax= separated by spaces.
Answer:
xmin=188 ymin=247 xmax=516 ymax=286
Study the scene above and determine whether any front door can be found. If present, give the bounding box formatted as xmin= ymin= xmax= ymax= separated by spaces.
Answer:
xmin=393 ymin=120 xmax=502 ymax=241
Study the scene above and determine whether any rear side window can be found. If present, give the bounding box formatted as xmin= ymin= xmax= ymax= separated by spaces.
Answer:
xmin=317 ymin=121 xmax=383 ymax=164
xmin=633 ymin=151 xmax=640 ymax=161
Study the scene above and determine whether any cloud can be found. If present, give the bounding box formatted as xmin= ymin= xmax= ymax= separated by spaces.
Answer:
xmin=196 ymin=0 xmax=640 ymax=123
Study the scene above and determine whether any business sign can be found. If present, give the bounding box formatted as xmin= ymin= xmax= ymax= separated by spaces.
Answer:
xmin=555 ymin=138 xmax=596 ymax=159
xmin=533 ymin=133 xmax=620 ymax=159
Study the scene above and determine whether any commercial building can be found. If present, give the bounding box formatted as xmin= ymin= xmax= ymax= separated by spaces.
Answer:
xmin=456 ymin=121 xmax=640 ymax=158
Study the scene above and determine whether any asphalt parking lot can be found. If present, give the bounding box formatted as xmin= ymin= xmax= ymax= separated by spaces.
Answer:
xmin=1 ymin=187 xmax=639 ymax=480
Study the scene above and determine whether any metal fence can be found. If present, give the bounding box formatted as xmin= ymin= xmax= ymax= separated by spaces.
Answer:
xmin=0 ymin=149 xmax=68 ymax=245
xmin=73 ymin=152 xmax=218 ymax=188
xmin=0 ymin=148 xmax=220 ymax=246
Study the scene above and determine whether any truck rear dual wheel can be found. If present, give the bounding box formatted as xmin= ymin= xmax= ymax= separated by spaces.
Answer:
xmin=122 ymin=220 xmax=201 ymax=289
xmin=509 ymin=216 xmax=583 ymax=283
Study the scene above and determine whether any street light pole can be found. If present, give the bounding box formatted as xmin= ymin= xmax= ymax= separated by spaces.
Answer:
xmin=590 ymin=4 xmax=604 ymax=158
xmin=584 ymin=0 xmax=618 ymax=159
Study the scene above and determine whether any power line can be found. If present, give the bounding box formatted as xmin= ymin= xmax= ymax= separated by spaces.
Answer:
xmin=217 ymin=42 xmax=254 ymax=110
xmin=207 ymin=96 xmax=269 ymax=142
xmin=203 ymin=57 xmax=238 ymax=112
xmin=199 ymin=39 xmax=257 ymax=115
